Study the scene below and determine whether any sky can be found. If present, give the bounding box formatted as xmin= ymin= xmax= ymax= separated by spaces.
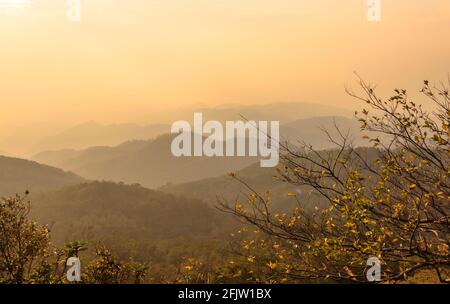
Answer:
xmin=0 ymin=0 xmax=449 ymax=129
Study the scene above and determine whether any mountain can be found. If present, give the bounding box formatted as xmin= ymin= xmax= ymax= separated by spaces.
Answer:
xmin=32 ymin=140 xmax=149 ymax=169
xmin=0 ymin=156 xmax=84 ymax=197
xmin=160 ymin=146 xmax=380 ymax=213
xmin=1 ymin=102 xmax=350 ymax=157
xmin=30 ymin=181 xmax=233 ymax=246
xmin=0 ymin=122 xmax=169 ymax=157
xmin=157 ymin=102 xmax=352 ymax=125
xmin=0 ymin=150 xmax=14 ymax=157
xmin=0 ymin=122 xmax=70 ymax=158
xmin=33 ymin=135 xmax=258 ymax=189
xmin=32 ymin=116 xmax=367 ymax=189
xmin=31 ymin=122 xmax=170 ymax=153
xmin=280 ymin=116 xmax=365 ymax=149
xmin=160 ymin=162 xmax=300 ymax=212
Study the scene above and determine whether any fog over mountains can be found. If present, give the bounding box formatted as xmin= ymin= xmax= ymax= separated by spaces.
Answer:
xmin=0 ymin=103 xmax=365 ymax=219
xmin=33 ymin=134 xmax=259 ymax=189
xmin=0 ymin=103 xmax=360 ymax=195
xmin=31 ymin=116 xmax=364 ymax=189
xmin=0 ymin=102 xmax=352 ymax=157
xmin=0 ymin=122 xmax=170 ymax=157
xmin=32 ymin=122 xmax=170 ymax=154
xmin=163 ymin=102 xmax=352 ymax=124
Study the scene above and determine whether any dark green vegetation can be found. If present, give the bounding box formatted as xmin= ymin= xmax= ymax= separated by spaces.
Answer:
xmin=28 ymin=181 xmax=237 ymax=283
xmin=31 ymin=181 xmax=232 ymax=245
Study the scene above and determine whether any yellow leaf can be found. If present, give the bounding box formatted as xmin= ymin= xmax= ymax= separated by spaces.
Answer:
xmin=266 ymin=261 xmax=277 ymax=270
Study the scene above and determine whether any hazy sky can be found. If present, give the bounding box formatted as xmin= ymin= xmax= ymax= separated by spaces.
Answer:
xmin=0 ymin=0 xmax=449 ymax=128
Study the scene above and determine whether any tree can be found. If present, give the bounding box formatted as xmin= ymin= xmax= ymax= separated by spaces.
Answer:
xmin=0 ymin=194 xmax=151 ymax=284
xmin=219 ymin=77 xmax=449 ymax=283
xmin=84 ymin=246 xmax=148 ymax=284
xmin=0 ymin=195 xmax=53 ymax=283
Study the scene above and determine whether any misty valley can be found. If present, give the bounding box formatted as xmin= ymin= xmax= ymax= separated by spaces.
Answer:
xmin=0 ymin=1 xmax=448 ymax=287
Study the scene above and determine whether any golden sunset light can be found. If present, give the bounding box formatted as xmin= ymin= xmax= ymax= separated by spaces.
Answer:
xmin=0 ymin=0 xmax=448 ymax=292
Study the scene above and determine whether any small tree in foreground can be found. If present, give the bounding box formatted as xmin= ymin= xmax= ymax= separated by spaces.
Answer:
xmin=0 ymin=195 xmax=149 ymax=284
xmin=220 ymin=77 xmax=449 ymax=283
xmin=0 ymin=195 xmax=54 ymax=283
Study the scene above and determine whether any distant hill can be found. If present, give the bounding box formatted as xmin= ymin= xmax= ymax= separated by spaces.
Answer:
xmin=0 ymin=122 xmax=169 ymax=157
xmin=32 ymin=140 xmax=149 ymax=169
xmin=31 ymin=122 xmax=170 ymax=153
xmin=160 ymin=162 xmax=300 ymax=213
xmin=33 ymin=134 xmax=258 ymax=189
xmin=280 ymin=116 xmax=366 ymax=149
xmin=0 ymin=150 xmax=14 ymax=157
xmin=146 ymin=102 xmax=352 ymax=125
xmin=161 ymin=146 xmax=380 ymax=212
xmin=30 ymin=181 xmax=232 ymax=245
xmin=1 ymin=102 xmax=350 ymax=156
xmin=0 ymin=156 xmax=84 ymax=197
xmin=32 ymin=116 xmax=366 ymax=189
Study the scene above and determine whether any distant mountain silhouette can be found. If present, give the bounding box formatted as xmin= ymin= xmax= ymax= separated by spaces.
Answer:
xmin=280 ymin=116 xmax=366 ymax=149
xmin=0 ymin=150 xmax=14 ymax=157
xmin=2 ymin=102 xmax=350 ymax=156
xmin=33 ymin=135 xmax=258 ymax=188
xmin=32 ymin=116 xmax=368 ymax=189
xmin=162 ymin=102 xmax=352 ymax=124
xmin=0 ymin=156 xmax=84 ymax=197
xmin=31 ymin=122 xmax=170 ymax=153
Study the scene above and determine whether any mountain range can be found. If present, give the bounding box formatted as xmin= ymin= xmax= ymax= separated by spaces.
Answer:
xmin=33 ymin=134 xmax=258 ymax=188
xmin=163 ymin=102 xmax=352 ymax=124
xmin=0 ymin=102 xmax=352 ymax=157
xmin=32 ymin=116 xmax=365 ymax=188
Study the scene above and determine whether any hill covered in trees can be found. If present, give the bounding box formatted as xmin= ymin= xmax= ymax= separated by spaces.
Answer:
xmin=160 ymin=146 xmax=380 ymax=214
xmin=0 ymin=156 xmax=84 ymax=197
xmin=161 ymin=162 xmax=298 ymax=212
xmin=31 ymin=181 xmax=233 ymax=244
xmin=27 ymin=181 xmax=237 ymax=282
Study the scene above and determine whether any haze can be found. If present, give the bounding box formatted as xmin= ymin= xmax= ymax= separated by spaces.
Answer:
xmin=0 ymin=0 xmax=449 ymax=130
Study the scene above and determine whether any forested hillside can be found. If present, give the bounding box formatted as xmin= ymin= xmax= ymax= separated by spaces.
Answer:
xmin=31 ymin=181 xmax=233 ymax=245
xmin=0 ymin=156 xmax=84 ymax=197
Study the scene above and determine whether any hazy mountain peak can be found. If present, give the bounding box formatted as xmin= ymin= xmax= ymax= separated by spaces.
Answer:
xmin=0 ymin=156 xmax=84 ymax=197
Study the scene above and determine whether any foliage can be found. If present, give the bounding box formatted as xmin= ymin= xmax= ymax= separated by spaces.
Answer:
xmin=219 ymin=78 xmax=450 ymax=283
xmin=0 ymin=195 xmax=54 ymax=283
xmin=83 ymin=246 xmax=148 ymax=284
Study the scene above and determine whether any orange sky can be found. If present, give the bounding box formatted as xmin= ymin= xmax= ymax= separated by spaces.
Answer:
xmin=0 ymin=0 xmax=449 ymax=128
